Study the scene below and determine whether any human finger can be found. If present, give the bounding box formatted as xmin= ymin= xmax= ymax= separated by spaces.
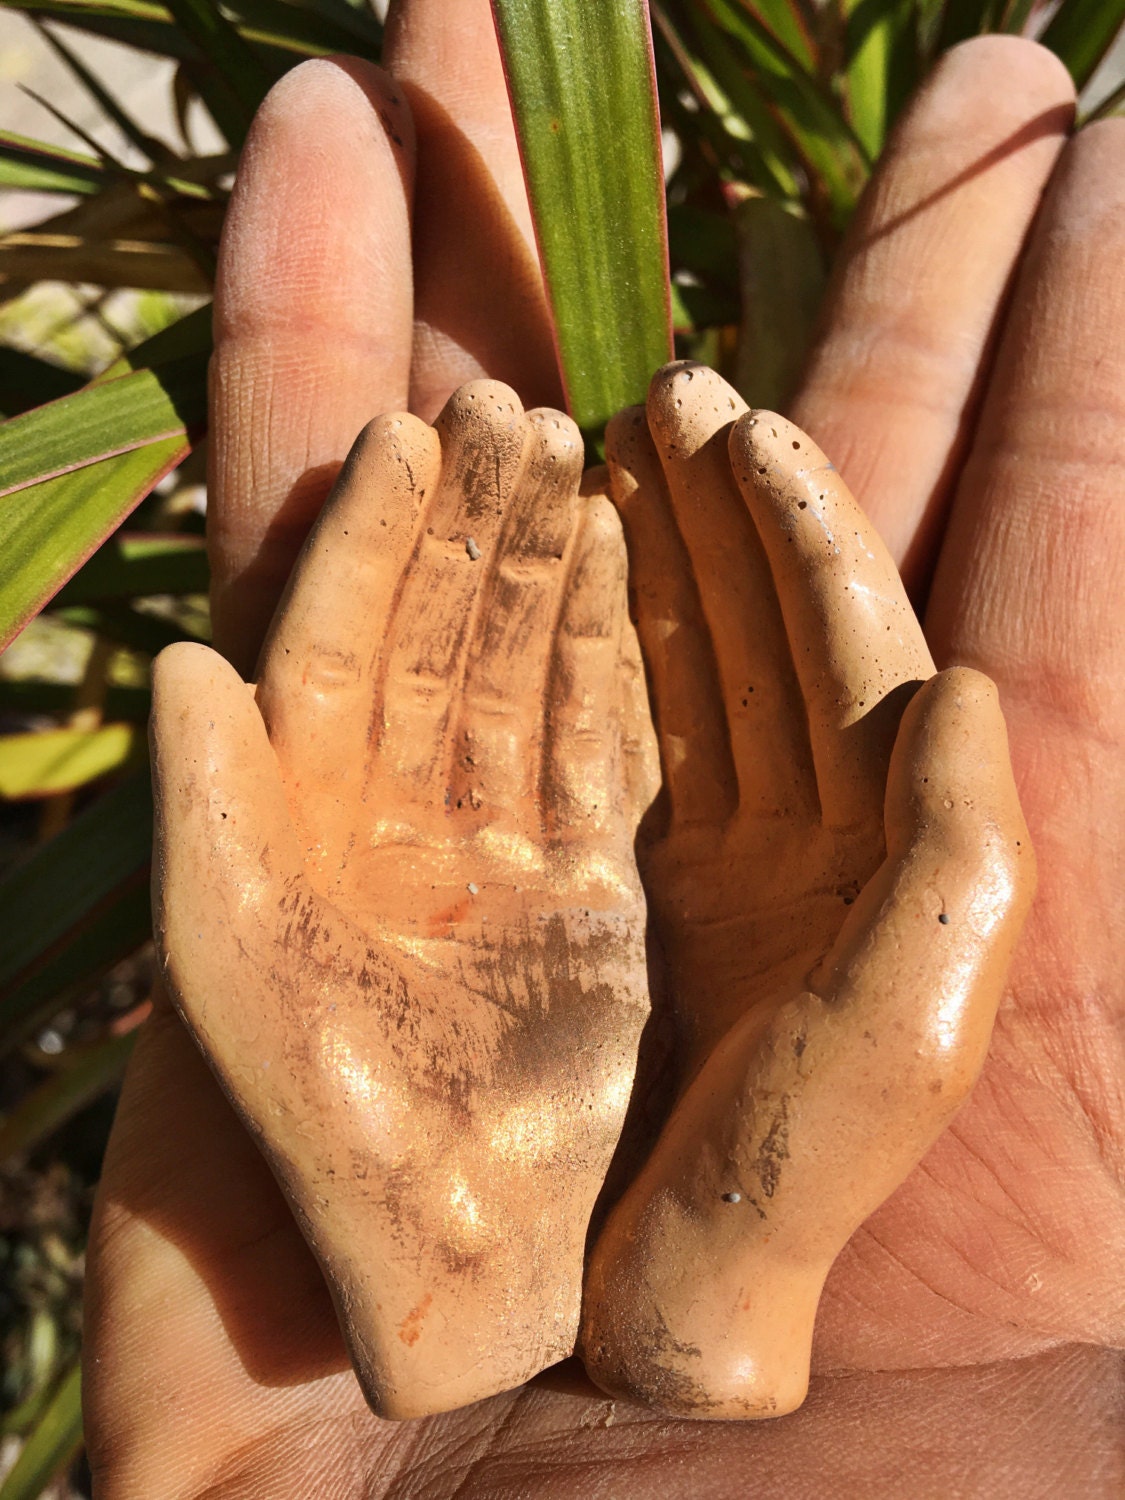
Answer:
xmin=646 ymin=364 xmax=815 ymax=821
xmin=605 ymin=406 xmax=735 ymax=828
xmin=448 ymin=408 xmax=583 ymax=831
xmin=927 ymin=121 xmax=1125 ymax=735
xmin=582 ymin=670 xmax=1033 ymax=1419
xmin=253 ymin=414 xmax=442 ymax=849
xmin=384 ymin=0 xmax=562 ymax=419
xmin=791 ymin=37 xmax=1074 ymax=592
xmin=369 ymin=381 xmax=529 ymax=811
xmin=209 ymin=59 xmax=416 ymax=673
xmin=730 ymin=410 xmax=933 ymax=831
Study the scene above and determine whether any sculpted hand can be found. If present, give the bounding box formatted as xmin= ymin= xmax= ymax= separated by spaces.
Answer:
xmin=85 ymin=10 xmax=1124 ymax=1494
xmin=581 ymin=372 xmax=1034 ymax=1415
xmin=151 ymin=389 xmax=650 ymax=1416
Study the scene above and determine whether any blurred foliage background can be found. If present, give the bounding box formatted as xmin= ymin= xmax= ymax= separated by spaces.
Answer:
xmin=0 ymin=0 xmax=1121 ymax=1492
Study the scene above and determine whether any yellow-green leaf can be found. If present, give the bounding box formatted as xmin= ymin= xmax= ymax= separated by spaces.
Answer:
xmin=0 ymin=723 xmax=141 ymax=799
xmin=0 ymin=1360 xmax=82 ymax=1500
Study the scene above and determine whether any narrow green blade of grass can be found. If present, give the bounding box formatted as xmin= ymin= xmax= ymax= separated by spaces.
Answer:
xmin=492 ymin=0 xmax=672 ymax=441
xmin=682 ymin=0 xmax=869 ymax=223
xmin=0 ymin=129 xmax=105 ymax=194
xmin=0 ymin=769 xmax=152 ymax=1052
xmin=1040 ymin=0 xmax=1125 ymax=89
xmin=162 ymin=0 xmax=277 ymax=142
xmin=843 ymin=0 xmax=919 ymax=157
xmin=0 ymin=1030 xmax=137 ymax=1162
xmin=37 ymin=20 xmax=168 ymax=163
xmin=0 ymin=1360 xmax=82 ymax=1500
xmin=743 ymin=0 xmax=818 ymax=70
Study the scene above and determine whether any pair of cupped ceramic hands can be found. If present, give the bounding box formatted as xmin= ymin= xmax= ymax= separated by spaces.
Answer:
xmin=150 ymin=360 xmax=1032 ymax=1424
xmin=84 ymin=8 xmax=1124 ymax=1498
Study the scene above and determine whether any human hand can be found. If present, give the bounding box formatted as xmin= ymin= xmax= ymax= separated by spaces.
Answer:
xmin=84 ymin=7 xmax=1124 ymax=1494
xmin=581 ymin=374 xmax=1033 ymax=1416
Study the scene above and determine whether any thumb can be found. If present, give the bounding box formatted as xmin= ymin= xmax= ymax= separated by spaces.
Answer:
xmin=150 ymin=642 xmax=304 ymax=1076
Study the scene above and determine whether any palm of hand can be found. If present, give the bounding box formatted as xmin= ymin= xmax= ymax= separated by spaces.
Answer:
xmin=151 ymin=387 xmax=650 ymax=1417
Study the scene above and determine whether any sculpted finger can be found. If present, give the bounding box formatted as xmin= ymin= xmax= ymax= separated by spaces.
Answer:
xmin=370 ymin=381 xmax=530 ymax=811
xmin=583 ymin=670 xmax=1033 ymax=1419
xmin=384 ymin=0 xmax=561 ymax=418
xmin=209 ymin=59 xmax=415 ymax=672
xmin=730 ymin=411 xmax=934 ymax=831
xmin=254 ymin=414 xmax=441 ymax=845
xmin=791 ymin=37 xmax=1074 ymax=589
xmin=606 ymin=406 xmax=734 ymax=828
xmin=541 ymin=492 xmax=631 ymax=868
xmin=646 ymin=364 xmax=815 ymax=820
xmin=151 ymin=643 xmax=303 ymax=1070
xmin=449 ymin=409 xmax=582 ymax=832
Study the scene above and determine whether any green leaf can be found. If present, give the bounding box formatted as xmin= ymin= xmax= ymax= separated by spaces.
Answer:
xmin=0 ymin=308 xmax=211 ymax=649
xmin=843 ymin=0 xmax=919 ymax=157
xmin=492 ymin=0 xmax=672 ymax=441
xmin=0 ymin=128 xmax=105 ymax=195
xmin=0 ymin=1360 xmax=82 ymax=1500
xmin=0 ymin=437 xmax=189 ymax=651
xmin=732 ymin=194 xmax=825 ymax=409
xmin=0 ymin=770 xmax=152 ymax=1052
xmin=683 ymin=0 xmax=870 ymax=221
xmin=1040 ymin=0 xmax=1125 ymax=89
xmin=0 ymin=355 xmax=205 ymax=500
xmin=36 ymin=18 xmax=182 ymax=167
xmin=161 ymin=0 xmax=277 ymax=143
xmin=0 ymin=1029 xmax=136 ymax=1161
xmin=0 ymin=722 xmax=142 ymax=798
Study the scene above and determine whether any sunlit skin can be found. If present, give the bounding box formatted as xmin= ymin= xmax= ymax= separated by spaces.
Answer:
xmin=83 ymin=3 xmax=1123 ymax=1493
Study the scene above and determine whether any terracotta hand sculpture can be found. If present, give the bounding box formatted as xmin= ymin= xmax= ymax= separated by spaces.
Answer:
xmin=149 ymin=383 xmax=655 ymax=1418
xmin=580 ymin=363 xmax=1036 ymax=1418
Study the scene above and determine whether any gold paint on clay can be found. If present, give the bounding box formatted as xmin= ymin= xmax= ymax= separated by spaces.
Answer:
xmin=151 ymin=363 xmax=1033 ymax=1425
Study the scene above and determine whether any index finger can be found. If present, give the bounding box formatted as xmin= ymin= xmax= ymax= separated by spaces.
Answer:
xmin=208 ymin=58 xmax=416 ymax=673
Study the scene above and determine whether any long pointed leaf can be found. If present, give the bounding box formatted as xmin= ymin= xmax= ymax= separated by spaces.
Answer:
xmin=0 ymin=1361 xmax=83 ymax=1500
xmin=0 ymin=769 xmax=152 ymax=1051
xmin=492 ymin=0 xmax=672 ymax=441
xmin=0 ymin=355 xmax=206 ymax=500
xmin=1040 ymin=2 xmax=1125 ymax=90
xmin=0 ymin=129 xmax=105 ymax=195
xmin=0 ymin=437 xmax=188 ymax=649
xmin=0 ymin=1030 xmax=136 ymax=1161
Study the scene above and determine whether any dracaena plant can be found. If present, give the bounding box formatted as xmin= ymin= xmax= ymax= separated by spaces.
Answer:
xmin=0 ymin=0 xmax=1121 ymax=1489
